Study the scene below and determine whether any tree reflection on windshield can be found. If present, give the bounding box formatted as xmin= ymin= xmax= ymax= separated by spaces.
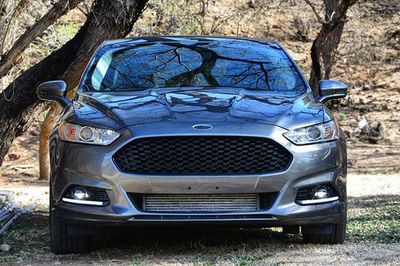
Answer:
xmin=86 ymin=39 xmax=306 ymax=95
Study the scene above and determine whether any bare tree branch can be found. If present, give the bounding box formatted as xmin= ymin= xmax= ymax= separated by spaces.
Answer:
xmin=0 ymin=0 xmax=6 ymax=16
xmin=303 ymin=0 xmax=324 ymax=24
xmin=0 ymin=0 xmax=13 ymax=52
xmin=0 ymin=0 xmax=84 ymax=79
xmin=0 ymin=0 xmax=30 ymax=54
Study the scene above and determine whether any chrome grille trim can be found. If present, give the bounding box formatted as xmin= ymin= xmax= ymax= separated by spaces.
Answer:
xmin=143 ymin=194 xmax=260 ymax=212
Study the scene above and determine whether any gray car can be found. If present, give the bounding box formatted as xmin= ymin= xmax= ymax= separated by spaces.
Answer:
xmin=37 ymin=36 xmax=348 ymax=254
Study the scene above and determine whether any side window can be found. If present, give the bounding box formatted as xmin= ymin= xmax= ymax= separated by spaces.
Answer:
xmin=91 ymin=50 xmax=113 ymax=90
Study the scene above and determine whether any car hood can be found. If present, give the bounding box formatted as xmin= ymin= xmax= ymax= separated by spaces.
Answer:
xmin=69 ymin=88 xmax=328 ymax=130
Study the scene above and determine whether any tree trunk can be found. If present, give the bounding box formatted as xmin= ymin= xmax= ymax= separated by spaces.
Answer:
xmin=39 ymin=104 xmax=61 ymax=180
xmin=0 ymin=0 xmax=149 ymax=168
xmin=321 ymin=0 xmax=345 ymax=80
xmin=309 ymin=0 xmax=358 ymax=94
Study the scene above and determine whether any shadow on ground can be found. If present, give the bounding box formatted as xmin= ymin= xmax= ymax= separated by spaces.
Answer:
xmin=347 ymin=194 xmax=400 ymax=243
xmin=92 ymin=226 xmax=300 ymax=254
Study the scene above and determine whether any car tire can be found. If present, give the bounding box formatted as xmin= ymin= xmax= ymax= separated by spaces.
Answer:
xmin=50 ymin=214 xmax=91 ymax=254
xmin=49 ymin=147 xmax=91 ymax=254
xmin=302 ymin=216 xmax=346 ymax=244
xmin=303 ymin=223 xmax=346 ymax=245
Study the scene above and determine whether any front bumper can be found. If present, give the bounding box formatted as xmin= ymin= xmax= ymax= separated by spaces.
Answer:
xmin=53 ymin=201 xmax=346 ymax=228
xmin=51 ymin=122 xmax=347 ymax=226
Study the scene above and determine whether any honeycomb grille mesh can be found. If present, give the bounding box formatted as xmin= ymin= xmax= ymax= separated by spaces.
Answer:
xmin=113 ymin=136 xmax=292 ymax=175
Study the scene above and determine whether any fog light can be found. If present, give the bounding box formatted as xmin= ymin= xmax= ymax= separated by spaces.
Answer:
xmin=295 ymin=183 xmax=339 ymax=205
xmin=313 ymin=186 xmax=329 ymax=199
xmin=73 ymin=187 xmax=89 ymax=200
xmin=62 ymin=185 xmax=109 ymax=206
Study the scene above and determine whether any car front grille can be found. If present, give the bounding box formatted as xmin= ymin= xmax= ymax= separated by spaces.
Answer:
xmin=113 ymin=136 xmax=292 ymax=175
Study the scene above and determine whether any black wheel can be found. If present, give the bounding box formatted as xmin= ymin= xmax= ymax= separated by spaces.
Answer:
xmin=50 ymin=213 xmax=91 ymax=254
xmin=302 ymin=215 xmax=346 ymax=244
xmin=49 ymin=145 xmax=91 ymax=254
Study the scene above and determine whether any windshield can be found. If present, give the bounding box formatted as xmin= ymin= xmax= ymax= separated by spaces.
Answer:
xmin=82 ymin=39 xmax=307 ymax=95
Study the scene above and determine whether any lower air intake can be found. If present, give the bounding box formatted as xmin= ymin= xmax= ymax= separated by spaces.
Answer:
xmin=142 ymin=194 xmax=260 ymax=212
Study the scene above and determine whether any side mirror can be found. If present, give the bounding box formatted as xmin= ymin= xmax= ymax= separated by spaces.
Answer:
xmin=36 ymin=80 xmax=70 ymax=107
xmin=316 ymin=80 xmax=347 ymax=104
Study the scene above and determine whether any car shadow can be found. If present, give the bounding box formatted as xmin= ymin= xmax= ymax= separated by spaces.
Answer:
xmin=90 ymin=226 xmax=302 ymax=254
xmin=86 ymin=194 xmax=399 ymax=254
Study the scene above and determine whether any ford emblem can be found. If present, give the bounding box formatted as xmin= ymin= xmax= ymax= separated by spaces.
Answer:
xmin=192 ymin=124 xmax=213 ymax=130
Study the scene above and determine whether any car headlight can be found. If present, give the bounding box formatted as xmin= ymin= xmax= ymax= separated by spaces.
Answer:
xmin=58 ymin=121 xmax=120 ymax=145
xmin=283 ymin=120 xmax=338 ymax=145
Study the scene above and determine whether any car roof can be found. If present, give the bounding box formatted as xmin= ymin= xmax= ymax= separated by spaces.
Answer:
xmin=99 ymin=36 xmax=282 ymax=50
